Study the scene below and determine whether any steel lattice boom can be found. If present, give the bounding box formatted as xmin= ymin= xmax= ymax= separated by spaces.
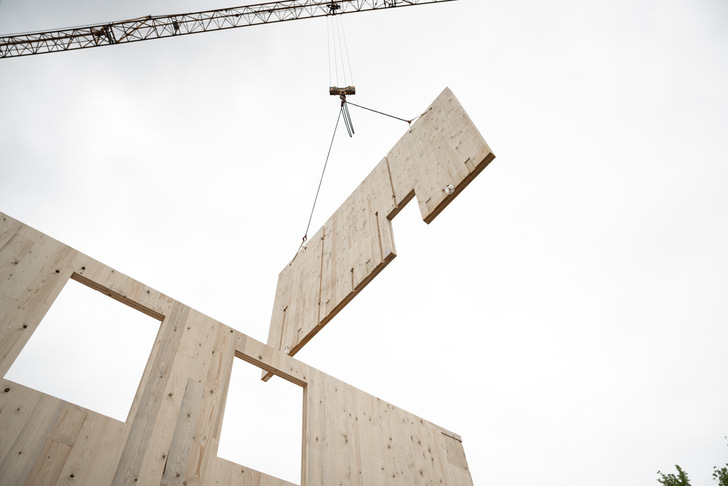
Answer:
xmin=0 ymin=0 xmax=455 ymax=59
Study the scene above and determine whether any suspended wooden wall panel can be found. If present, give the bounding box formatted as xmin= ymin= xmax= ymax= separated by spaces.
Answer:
xmin=265 ymin=87 xmax=495 ymax=369
xmin=0 ymin=212 xmax=473 ymax=485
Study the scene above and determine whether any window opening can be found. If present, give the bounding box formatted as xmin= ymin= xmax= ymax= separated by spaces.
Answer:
xmin=218 ymin=357 xmax=303 ymax=484
xmin=3 ymin=277 xmax=161 ymax=422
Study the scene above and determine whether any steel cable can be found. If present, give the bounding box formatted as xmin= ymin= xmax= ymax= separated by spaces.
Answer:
xmin=345 ymin=101 xmax=427 ymax=125
xmin=301 ymin=105 xmax=344 ymax=248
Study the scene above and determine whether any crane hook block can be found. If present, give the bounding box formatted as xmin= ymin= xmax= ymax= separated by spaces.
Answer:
xmin=330 ymin=86 xmax=356 ymax=96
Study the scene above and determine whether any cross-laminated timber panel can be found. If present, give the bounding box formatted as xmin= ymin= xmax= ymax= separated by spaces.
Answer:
xmin=0 ymin=212 xmax=473 ymax=485
xmin=265 ymin=87 xmax=495 ymax=368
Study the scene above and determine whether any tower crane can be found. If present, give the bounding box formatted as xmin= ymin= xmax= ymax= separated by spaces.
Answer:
xmin=1 ymin=0 xmax=455 ymax=236
xmin=0 ymin=0 xmax=454 ymax=59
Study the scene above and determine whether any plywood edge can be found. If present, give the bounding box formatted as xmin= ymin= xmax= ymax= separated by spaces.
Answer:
xmin=440 ymin=429 xmax=463 ymax=442
xmin=290 ymin=245 xmax=396 ymax=352
xmin=422 ymin=149 xmax=496 ymax=224
xmin=238 ymin=333 xmax=309 ymax=387
xmin=70 ymin=272 xmax=165 ymax=322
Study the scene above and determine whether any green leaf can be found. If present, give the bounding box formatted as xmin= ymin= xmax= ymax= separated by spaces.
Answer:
xmin=657 ymin=465 xmax=692 ymax=486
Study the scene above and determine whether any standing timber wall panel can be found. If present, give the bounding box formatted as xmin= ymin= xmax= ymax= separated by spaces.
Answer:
xmin=265 ymin=87 xmax=495 ymax=372
xmin=0 ymin=212 xmax=473 ymax=485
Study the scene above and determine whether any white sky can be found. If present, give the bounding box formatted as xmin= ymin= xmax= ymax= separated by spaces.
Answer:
xmin=1 ymin=0 xmax=728 ymax=485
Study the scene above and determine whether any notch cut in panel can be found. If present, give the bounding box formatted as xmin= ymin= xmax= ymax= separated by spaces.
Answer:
xmin=218 ymin=357 xmax=303 ymax=485
xmin=3 ymin=276 xmax=161 ymax=422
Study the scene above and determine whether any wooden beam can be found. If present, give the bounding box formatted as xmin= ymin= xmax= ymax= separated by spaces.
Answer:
xmin=264 ymin=87 xmax=495 ymax=373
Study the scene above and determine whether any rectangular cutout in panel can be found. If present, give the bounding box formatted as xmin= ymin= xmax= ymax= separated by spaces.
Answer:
xmin=218 ymin=357 xmax=303 ymax=485
xmin=3 ymin=277 xmax=161 ymax=422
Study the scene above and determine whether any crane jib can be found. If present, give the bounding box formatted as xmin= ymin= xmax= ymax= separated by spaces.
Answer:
xmin=0 ymin=0 xmax=456 ymax=59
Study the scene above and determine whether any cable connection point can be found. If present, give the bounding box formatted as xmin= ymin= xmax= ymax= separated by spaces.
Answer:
xmin=329 ymin=86 xmax=356 ymax=96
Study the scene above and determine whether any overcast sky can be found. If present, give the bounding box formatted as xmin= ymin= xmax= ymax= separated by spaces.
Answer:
xmin=2 ymin=0 xmax=728 ymax=485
